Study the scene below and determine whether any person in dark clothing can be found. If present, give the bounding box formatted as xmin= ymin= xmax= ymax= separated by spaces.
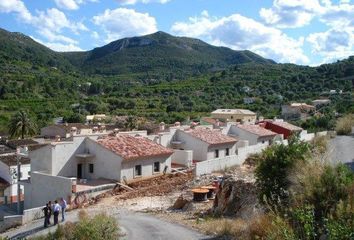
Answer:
xmin=48 ymin=201 xmax=52 ymax=225
xmin=42 ymin=204 xmax=50 ymax=228
xmin=53 ymin=200 xmax=61 ymax=225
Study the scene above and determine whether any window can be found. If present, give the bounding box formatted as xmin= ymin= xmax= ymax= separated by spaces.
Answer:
xmin=226 ymin=148 xmax=229 ymax=156
xmin=215 ymin=149 xmax=219 ymax=158
xmin=230 ymin=116 xmax=234 ymax=119
xmin=89 ymin=164 xmax=94 ymax=173
xmin=153 ymin=162 xmax=160 ymax=172
xmin=135 ymin=165 xmax=142 ymax=177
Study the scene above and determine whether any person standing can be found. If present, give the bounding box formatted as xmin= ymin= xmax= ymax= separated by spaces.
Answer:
xmin=53 ymin=200 xmax=61 ymax=225
xmin=60 ymin=197 xmax=67 ymax=222
xmin=42 ymin=203 xmax=50 ymax=228
xmin=48 ymin=201 xmax=52 ymax=225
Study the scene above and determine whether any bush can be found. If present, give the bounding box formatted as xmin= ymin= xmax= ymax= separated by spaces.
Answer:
xmin=255 ymin=137 xmax=310 ymax=209
xmin=30 ymin=211 xmax=119 ymax=240
xmin=335 ymin=114 xmax=354 ymax=135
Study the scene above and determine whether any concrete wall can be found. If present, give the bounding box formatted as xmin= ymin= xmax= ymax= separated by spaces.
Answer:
xmin=174 ymin=130 xmax=209 ymax=161
xmin=84 ymin=138 xmax=122 ymax=181
xmin=300 ymin=130 xmax=315 ymax=142
xmin=171 ymin=150 xmax=193 ymax=167
xmin=121 ymin=155 xmax=171 ymax=181
xmin=29 ymin=145 xmax=53 ymax=174
xmin=0 ymin=160 xmax=11 ymax=184
xmin=22 ymin=205 xmax=44 ymax=224
xmin=316 ymin=131 xmax=328 ymax=137
xmin=24 ymin=172 xmax=72 ymax=209
xmin=194 ymin=143 xmax=268 ymax=176
xmin=228 ymin=125 xmax=265 ymax=145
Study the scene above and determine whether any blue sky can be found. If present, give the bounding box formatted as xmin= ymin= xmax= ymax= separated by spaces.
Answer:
xmin=0 ymin=0 xmax=353 ymax=65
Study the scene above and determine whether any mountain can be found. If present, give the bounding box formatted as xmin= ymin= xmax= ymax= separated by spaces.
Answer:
xmin=63 ymin=31 xmax=275 ymax=78
xmin=0 ymin=28 xmax=74 ymax=72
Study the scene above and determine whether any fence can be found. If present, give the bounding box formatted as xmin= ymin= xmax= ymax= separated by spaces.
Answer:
xmin=194 ymin=143 xmax=268 ymax=176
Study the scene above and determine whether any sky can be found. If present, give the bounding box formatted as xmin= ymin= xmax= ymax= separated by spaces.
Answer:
xmin=0 ymin=0 xmax=353 ymax=66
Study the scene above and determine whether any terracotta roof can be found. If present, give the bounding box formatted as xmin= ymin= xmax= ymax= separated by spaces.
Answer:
xmin=96 ymin=135 xmax=174 ymax=161
xmin=268 ymin=121 xmax=303 ymax=131
xmin=183 ymin=128 xmax=237 ymax=146
xmin=46 ymin=123 xmax=119 ymax=133
xmin=0 ymin=154 xmax=30 ymax=166
xmin=200 ymin=117 xmax=226 ymax=127
xmin=236 ymin=124 xmax=277 ymax=137
xmin=0 ymin=177 xmax=10 ymax=189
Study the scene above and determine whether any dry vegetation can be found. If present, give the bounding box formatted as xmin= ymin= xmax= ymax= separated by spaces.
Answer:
xmin=335 ymin=114 xmax=354 ymax=135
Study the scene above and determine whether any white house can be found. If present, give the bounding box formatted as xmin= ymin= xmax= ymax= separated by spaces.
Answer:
xmin=211 ymin=109 xmax=257 ymax=124
xmin=24 ymin=134 xmax=173 ymax=209
xmin=172 ymin=128 xmax=238 ymax=162
xmin=0 ymin=154 xmax=30 ymax=204
xmin=227 ymin=124 xmax=278 ymax=146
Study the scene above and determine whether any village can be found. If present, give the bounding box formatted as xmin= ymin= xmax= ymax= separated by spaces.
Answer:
xmin=0 ymin=101 xmax=340 ymax=238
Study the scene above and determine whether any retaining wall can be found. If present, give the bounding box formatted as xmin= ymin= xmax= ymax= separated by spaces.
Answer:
xmin=0 ymin=215 xmax=23 ymax=232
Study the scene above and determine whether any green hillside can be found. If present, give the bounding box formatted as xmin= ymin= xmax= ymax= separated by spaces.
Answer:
xmin=0 ymin=27 xmax=353 ymax=134
xmin=63 ymin=31 xmax=274 ymax=79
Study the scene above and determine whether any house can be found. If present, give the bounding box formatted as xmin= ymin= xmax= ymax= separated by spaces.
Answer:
xmin=86 ymin=114 xmax=106 ymax=123
xmin=40 ymin=123 xmax=117 ymax=138
xmin=211 ymin=109 xmax=257 ymax=124
xmin=0 ymin=154 xmax=30 ymax=204
xmin=172 ymin=128 xmax=238 ymax=162
xmin=227 ymin=124 xmax=277 ymax=146
xmin=24 ymin=134 xmax=173 ymax=209
xmin=281 ymin=103 xmax=315 ymax=120
xmin=260 ymin=120 xmax=303 ymax=139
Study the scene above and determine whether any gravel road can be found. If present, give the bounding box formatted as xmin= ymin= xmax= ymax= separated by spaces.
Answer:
xmin=1 ymin=207 xmax=211 ymax=240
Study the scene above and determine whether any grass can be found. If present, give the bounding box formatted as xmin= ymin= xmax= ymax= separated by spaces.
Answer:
xmin=335 ymin=114 xmax=354 ymax=135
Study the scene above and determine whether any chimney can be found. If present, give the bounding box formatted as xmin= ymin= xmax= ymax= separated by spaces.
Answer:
xmin=159 ymin=122 xmax=165 ymax=131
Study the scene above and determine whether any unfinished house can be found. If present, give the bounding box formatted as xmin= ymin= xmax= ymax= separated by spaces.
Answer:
xmin=0 ymin=155 xmax=30 ymax=204
xmin=172 ymin=128 xmax=238 ymax=162
xmin=281 ymin=103 xmax=315 ymax=121
xmin=24 ymin=135 xmax=173 ymax=209
xmin=227 ymin=124 xmax=278 ymax=146
xmin=211 ymin=109 xmax=257 ymax=124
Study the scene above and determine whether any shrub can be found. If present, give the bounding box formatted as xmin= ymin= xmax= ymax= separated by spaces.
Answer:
xmin=255 ymin=137 xmax=310 ymax=209
xmin=30 ymin=211 xmax=119 ymax=240
xmin=335 ymin=114 xmax=354 ymax=135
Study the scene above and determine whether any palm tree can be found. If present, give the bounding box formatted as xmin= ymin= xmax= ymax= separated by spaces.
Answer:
xmin=8 ymin=110 xmax=37 ymax=139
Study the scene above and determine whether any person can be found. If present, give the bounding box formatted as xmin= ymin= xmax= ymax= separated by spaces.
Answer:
xmin=48 ymin=201 xmax=52 ymax=225
xmin=53 ymin=200 xmax=61 ymax=225
xmin=60 ymin=197 xmax=67 ymax=222
xmin=42 ymin=203 xmax=50 ymax=228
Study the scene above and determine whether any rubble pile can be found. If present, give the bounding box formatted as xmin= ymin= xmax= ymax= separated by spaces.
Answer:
xmin=115 ymin=172 xmax=193 ymax=200
xmin=212 ymin=176 xmax=260 ymax=219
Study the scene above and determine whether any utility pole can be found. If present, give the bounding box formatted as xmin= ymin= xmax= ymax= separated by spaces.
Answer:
xmin=16 ymin=147 xmax=21 ymax=215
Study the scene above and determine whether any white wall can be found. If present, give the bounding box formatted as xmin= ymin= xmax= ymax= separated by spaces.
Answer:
xmin=29 ymin=145 xmax=53 ymax=174
xmin=24 ymin=171 xmax=72 ymax=209
xmin=206 ymin=144 xmax=237 ymax=160
xmin=194 ymin=143 xmax=268 ymax=176
xmin=174 ymin=130 xmax=209 ymax=161
xmin=121 ymin=155 xmax=171 ymax=181
xmin=0 ymin=160 xmax=11 ymax=184
xmin=84 ymin=138 xmax=122 ymax=181
xmin=171 ymin=150 xmax=193 ymax=167
xmin=228 ymin=126 xmax=259 ymax=145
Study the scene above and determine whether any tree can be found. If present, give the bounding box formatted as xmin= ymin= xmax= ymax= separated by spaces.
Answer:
xmin=8 ymin=110 xmax=37 ymax=139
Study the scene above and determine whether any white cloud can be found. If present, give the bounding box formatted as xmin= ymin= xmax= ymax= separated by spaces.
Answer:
xmin=93 ymin=8 xmax=157 ymax=42
xmin=259 ymin=0 xmax=323 ymax=28
xmin=117 ymin=0 xmax=170 ymax=5
xmin=171 ymin=11 xmax=309 ymax=64
xmin=0 ymin=0 xmax=32 ymax=22
xmin=307 ymin=28 xmax=354 ymax=63
xmin=54 ymin=0 xmax=99 ymax=10
xmin=32 ymin=36 xmax=83 ymax=51
xmin=320 ymin=2 xmax=354 ymax=28
xmin=54 ymin=0 xmax=79 ymax=10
